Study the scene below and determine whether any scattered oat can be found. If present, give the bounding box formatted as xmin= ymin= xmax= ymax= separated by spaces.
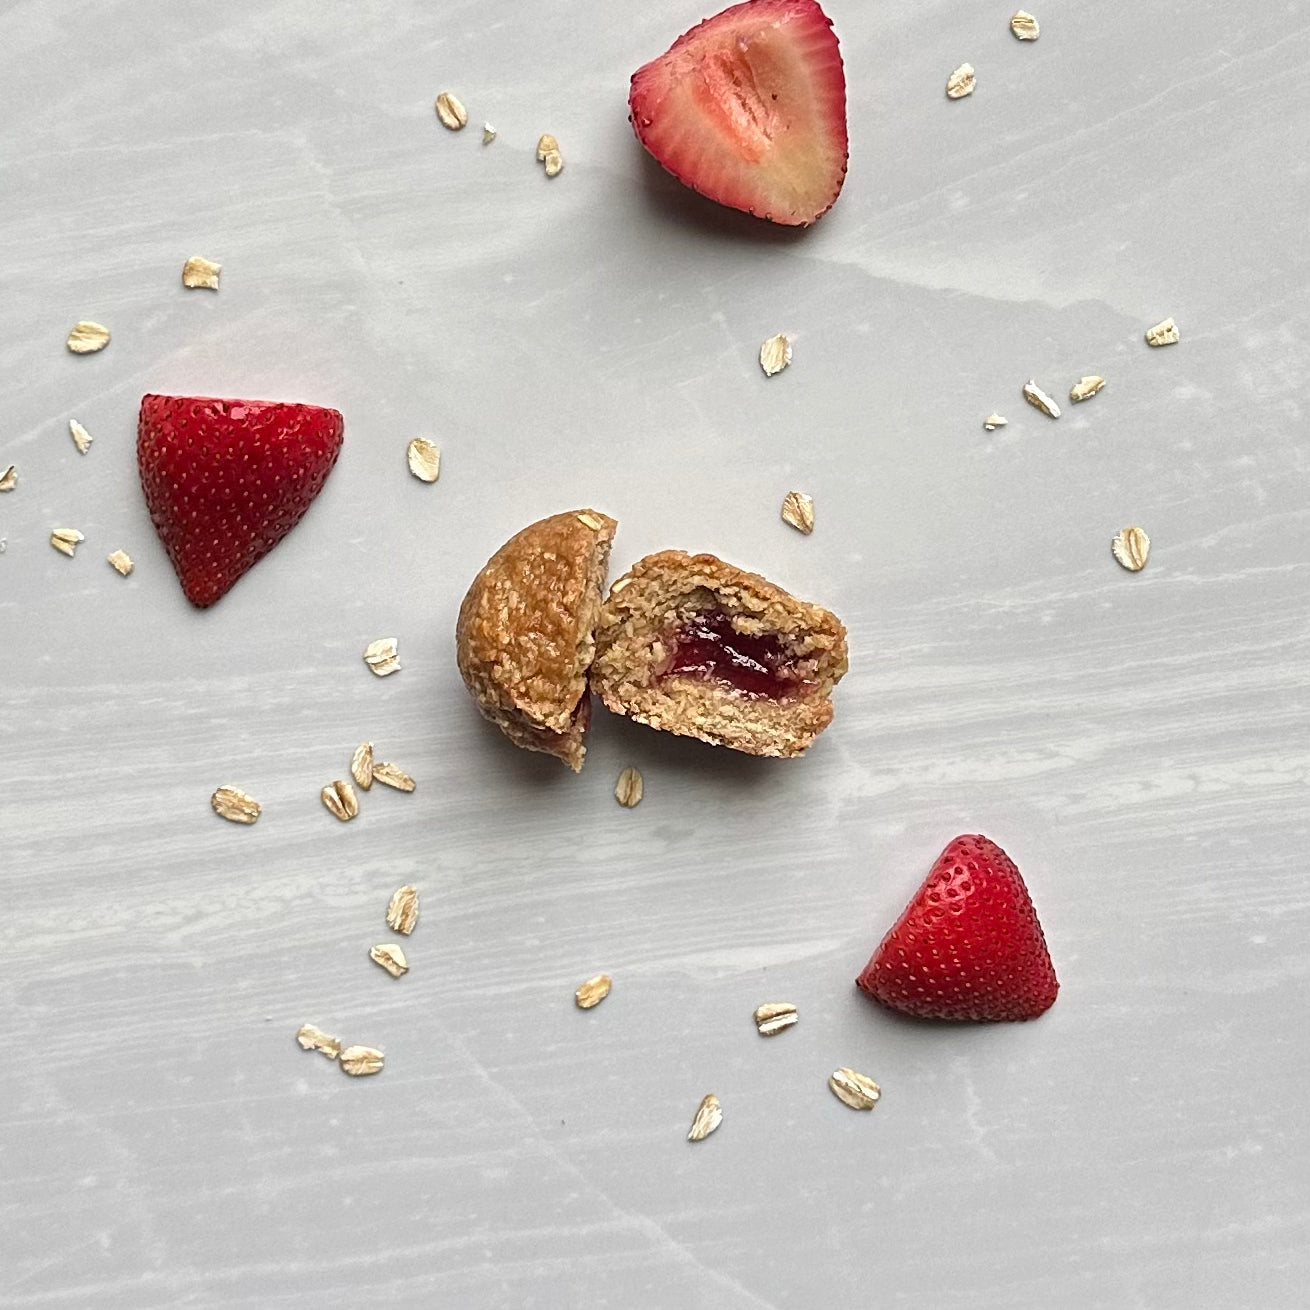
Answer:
xmin=482 ymin=123 xmax=497 ymax=145
xmin=406 ymin=437 xmax=440 ymax=483
xmin=536 ymin=134 xmax=564 ymax=177
xmin=50 ymin=528 xmax=85 ymax=557
xmin=753 ymin=1002 xmax=798 ymax=1036
xmin=829 ymin=1067 xmax=881 ymax=1111
xmin=780 ymin=490 xmax=815 ymax=535
xmin=369 ymin=943 xmax=409 ymax=978
xmin=363 ymin=637 xmax=401 ymax=677
xmin=211 ymin=786 xmax=261 ymax=825
xmin=759 ymin=333 xmax=792 ymax=377
xmin=576 ymin=511 xmax=606 ymax=531
xmin=687 ymin=1094 xmax=723 ymax=1142
xmin=435 ymin=91 xmax=468 ymax=130
xmin=351 ymin=742 xmax=374 ymax=791
xmin=67 ymin=321 xmax=110 ymax=353
xmin=0 ymin=539 xmax=7 ymax=554
xmin=575 ymin=974 xmax=612 ymax=1009
xmin=1070 ymin=375 xmax=1105 ymax=403
xmin=386 ymin=884 xmax=419 ymax=935
xmin=1022 ymin=380 xmax=1061 ymax=419
xmin=321 ymin=779 xmax=360 ymax=822
xmin=69 ymin=419 xmax=93 ymax=454
xmin=1010 ymin=10 xmax=1039 ymax=40
xmin=614 ymin=766 xmax=644 ymax=808
xmin=1145 ymin=317 xmax=1179 ymax=347
xmin=339 ymin=1046 xmax=385 ymax=1076
xmin=182 ymin=256 xmax=222 ymax=290
xmin=1111 ymin=525 xmax=1150 ymax=572
xmin=946 ymin=63 xmax=976 ymax=99
xmin=296 ymin=1024 xmax=342 ymax=1059
xmin=983 ymin=413 xmax=1008 ymax=431
xmin=371 ymin=761 xmax=415 ymax=792
xmin=0 ymin=465 xmax=17 ymax=492
xmin=107 ymin=549 xmax=134 ymax=576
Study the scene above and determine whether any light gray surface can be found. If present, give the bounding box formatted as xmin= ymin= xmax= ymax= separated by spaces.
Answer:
xmin=2 ymin=0 xmax=1308 ymax=1305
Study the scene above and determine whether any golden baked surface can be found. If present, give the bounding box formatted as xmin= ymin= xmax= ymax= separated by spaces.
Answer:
xmin=591 ymin=550 xmax=848 ymax=758
xmin=456 ymin=509 xmax=616 ymax=770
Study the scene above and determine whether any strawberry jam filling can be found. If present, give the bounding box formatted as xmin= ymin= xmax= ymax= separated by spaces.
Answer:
xmin=660 ymin=609 xmax=806 ymax=700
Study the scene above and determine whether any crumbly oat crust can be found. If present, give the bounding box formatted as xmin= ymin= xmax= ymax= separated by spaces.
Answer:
xmin=456 ymin=509 xmax=617 ymax=771
xmin=591 ymin=551 xmax=847 ymax=757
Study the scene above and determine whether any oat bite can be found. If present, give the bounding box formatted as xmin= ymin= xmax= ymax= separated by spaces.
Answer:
xmin=456 ymin=509 xmax=617 ymax=771
xmin=590 ymin=551 xmax=848 ymax=757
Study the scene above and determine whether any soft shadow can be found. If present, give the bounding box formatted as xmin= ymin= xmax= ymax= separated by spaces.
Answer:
xmin=852 ymin=984 xmax=1048 ymax=1046
xmin=456 ymin=700 xmax=577 ymax=792
xmin=635 ymin=147 xmax=816 ymax=249
xmin=588 ymin=702 xmax=796 ymax=794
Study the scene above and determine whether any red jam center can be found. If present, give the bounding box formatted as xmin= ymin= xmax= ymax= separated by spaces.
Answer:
xmin=661 ymin=610 xmax=802 ymax=700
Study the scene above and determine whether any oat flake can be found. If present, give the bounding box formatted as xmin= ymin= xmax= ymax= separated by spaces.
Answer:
xmin=482 ymin=123 xmax=497 ymax=145
xmin=946 ymin=63 xmax=976 ymax=99
xmin=753 ymin=1002 xmax=798 ymax=1036
xmin=1070 ymin=376 xmax=1105 ymax=403
xmin=321 ymin=779 xmax=359 ymax=821
xmin=339 ymin=1046 xmax=385 ymax=1076
xmin=983 ymin=413 xmax=1008 ymax=431
xmin=67 ymin=321 xmax=110 ymax=353
xmin=107 ymin=549 xmax=134 ymax=576
xmin=363 ymin=637 xmax=400 ymax=677
xmin=759 ymin=333 xmax=792 ymax=377
xmin=829 ymin=1067 xmax=881 ymax=1111
xmin=687 ymin=1094 xmax=723 ymax=1142
xmin=435 ymin=91 xmax=468 ymax=130
xmin=371 ymin=761 xmax=415 ymax=792
xmin=1010 ymin=11 xmax=1039 ymax=40
xmin=351 ymin=742 xmax=374 ymax=791
xmin=780 ymin=491 xmax=815 ymax=535
xmin=182 ymin=256 xmax=221 ymax=290
xmin=369 ymin=943 xmax=409 ymax=978
xmin=407 ymin=437 xmax=440 ymax=483
xmin=1112 ymin=525 xmax=1150 ymax=572
xmin=211 ymin=786 xmax=261 ymax=824
xmin=614 ymin=767 xmax=643 ymax=808
xmin=1022 ymin=380 xmax=1061 ymax=418
xmin=296 ymin=1024 xmax=342 ymax=1059
xmin=69 ymin=419 xmax=93 ymax=454
xmin=1145 ymin=317 xmax=1179 ymax=347
xmin=0 ymin=465 xmax=17 ymax=492
xmin=575 ymin=974 xmax=612 ymax=1009
xmin=50 ymin=528 xmax=84 ymax=557
xmin=386 ymin=885 xmax=419 ymax=935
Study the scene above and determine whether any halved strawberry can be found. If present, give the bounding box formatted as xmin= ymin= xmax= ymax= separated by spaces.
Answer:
xmin=137 ymin=394 xmax=344 ymax=608
xmin=856 ymin=836 xmax=1059 ymax=1022
xmin=629 ymin=0 xmax=848 ymax=226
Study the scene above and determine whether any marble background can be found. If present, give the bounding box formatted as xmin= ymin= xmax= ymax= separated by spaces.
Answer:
xmin=2 ymin=0 xmax=1308 ymax=1305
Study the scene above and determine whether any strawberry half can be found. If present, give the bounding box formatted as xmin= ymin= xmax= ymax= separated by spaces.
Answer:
xmin=856 ymin=835 xmax=1059 ymax=1022
xmin=137 ymin=394 xmax=344 ymax=608
xmin=629 ymin=0 xmax=848 ymax=226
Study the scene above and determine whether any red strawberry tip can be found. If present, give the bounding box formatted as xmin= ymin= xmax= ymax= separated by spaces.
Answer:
xmin=856 ymin=834 xmax=1059 ymax=1023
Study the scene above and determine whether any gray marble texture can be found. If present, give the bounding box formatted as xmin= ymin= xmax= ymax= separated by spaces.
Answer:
xmin=2 ymin=0 xmax=1308 ymax=1305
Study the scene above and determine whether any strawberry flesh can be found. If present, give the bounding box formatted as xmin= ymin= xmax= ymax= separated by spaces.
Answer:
xmin=137 ymin=394 xmax=344 ymax=608
xmin=856 ymin=835 xmax=1059 ymax=1022
xmin=629 ymin=0 xmax=848 ymax=226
